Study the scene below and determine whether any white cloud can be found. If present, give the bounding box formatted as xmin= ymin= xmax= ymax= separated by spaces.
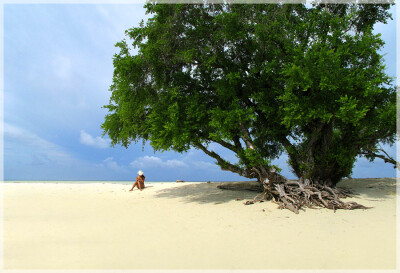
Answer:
xmin=164 ymin=159 xmax=188 ymax=168
xmin=4 ymin=122 xmax=74 ymax=165
xmin=130 ymin=156 xmax=188 ymax=169
xmin=103 ymin=157 xmax=127 ymax=172
xmin=192 ymin=161 xmax=219 ymax=170
xmin=80 ymin=130 xmax=110 ymax=149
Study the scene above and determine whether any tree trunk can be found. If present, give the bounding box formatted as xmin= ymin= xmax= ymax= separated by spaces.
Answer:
xmin=286 ymin=122 xmax=355 ymax=187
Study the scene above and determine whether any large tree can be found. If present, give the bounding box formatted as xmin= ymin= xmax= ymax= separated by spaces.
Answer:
xmin=102 ymin=3 xmax=396 ymax=212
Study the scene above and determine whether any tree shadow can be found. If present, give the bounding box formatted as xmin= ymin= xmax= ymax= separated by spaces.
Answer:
xmin=337 ymin=178 xmax=397 ymax=200
xmin=153 ymin=182 xmax=259 ymax=204
xmin=153 ymin=178 xmax=397 ymax=205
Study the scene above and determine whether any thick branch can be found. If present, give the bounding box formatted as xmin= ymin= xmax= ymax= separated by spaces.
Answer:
xmin=232 ymin=135 xmax=243 ymax=151
xmin=207 ymin=133 xmax=245 ymax=155
xmin=194 ymin=142 xmax=250 ymax=177
xmin=280 ymin=136 xmax=296 ymax=153
xmin=241 ymin=97 xmax=297 ymax=155
xmin=239 ymin=122 xmax=255 ymax=149
xmin=211 ymin=139 xmax=239 ymax=153
xmin=360 ymin=148 xmax=399 ymax=169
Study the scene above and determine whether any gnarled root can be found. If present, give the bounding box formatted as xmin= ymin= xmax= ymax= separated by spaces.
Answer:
xmin=244 ymin=180 xmax=371 ymax=213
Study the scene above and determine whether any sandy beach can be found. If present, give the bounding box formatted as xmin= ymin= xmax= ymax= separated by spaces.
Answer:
xmin=2 ymin=178 xmax=397 ymax=270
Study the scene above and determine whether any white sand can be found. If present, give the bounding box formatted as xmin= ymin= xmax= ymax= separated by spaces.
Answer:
xmin=2 ymin=178 xmax=397 ymax=270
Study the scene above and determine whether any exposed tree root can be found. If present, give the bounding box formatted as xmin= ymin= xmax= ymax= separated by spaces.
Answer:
xmin=244 ymin=179 xmax=371 ymax=214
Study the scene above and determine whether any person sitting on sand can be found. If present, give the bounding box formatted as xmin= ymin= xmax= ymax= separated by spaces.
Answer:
xmin=129 ymin=170 xmax=146 ymax=191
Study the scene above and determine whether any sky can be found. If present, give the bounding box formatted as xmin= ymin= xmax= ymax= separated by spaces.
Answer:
xmin=3 ymin=3 xmax=397 ymax=182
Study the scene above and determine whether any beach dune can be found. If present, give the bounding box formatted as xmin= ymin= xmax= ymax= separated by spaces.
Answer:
xmin=3 ymin=178 xmax=397 ymax=270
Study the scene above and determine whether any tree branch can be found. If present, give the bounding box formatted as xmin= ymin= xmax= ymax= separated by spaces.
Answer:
xmin=360 ymin=146 xmax=399 ymax=169
xmin=241 ymin=97 xmax=297 ymax=154
xmin=211 ymin=139 xmax=239 ymax=153
xmin=194 ymin=142 xmax=257 ymax=178
xmin=232 ymin=135 xmax=243 ymax=151
xmin=239 ymin=122 xmax=255 ymax=149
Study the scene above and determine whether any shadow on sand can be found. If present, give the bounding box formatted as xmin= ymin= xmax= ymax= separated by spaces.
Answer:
xmin=153 ymin=182 xmax=259 ymax=204
xmin=337 ymin=178 xmax=397 ymax=200
xmin=153 ymin=178 xmax=397 ymax=204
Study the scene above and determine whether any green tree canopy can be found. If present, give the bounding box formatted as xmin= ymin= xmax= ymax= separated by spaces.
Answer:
xmin=102 ymin=3 xmax=396 ymax=189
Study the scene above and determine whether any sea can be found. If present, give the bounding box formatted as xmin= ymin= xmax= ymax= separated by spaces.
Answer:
xmin=2 ymin=180 xmax=218 ymax=185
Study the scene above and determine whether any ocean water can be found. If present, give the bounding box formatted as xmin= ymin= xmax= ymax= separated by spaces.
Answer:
xmin=2 ymin=180 xmax=207 ymax=185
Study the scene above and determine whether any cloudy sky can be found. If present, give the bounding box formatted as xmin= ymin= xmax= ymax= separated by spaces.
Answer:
xmin=3 ymin=4 xmax=397 ymax=181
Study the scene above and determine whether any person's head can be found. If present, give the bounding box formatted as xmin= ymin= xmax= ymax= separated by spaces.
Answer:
xmin=138 ymin=170 xmax=144 ymax=176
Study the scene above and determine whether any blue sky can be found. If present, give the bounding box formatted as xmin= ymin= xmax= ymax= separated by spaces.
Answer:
xmin=3 ymin=4 xmax=397 ymax=181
